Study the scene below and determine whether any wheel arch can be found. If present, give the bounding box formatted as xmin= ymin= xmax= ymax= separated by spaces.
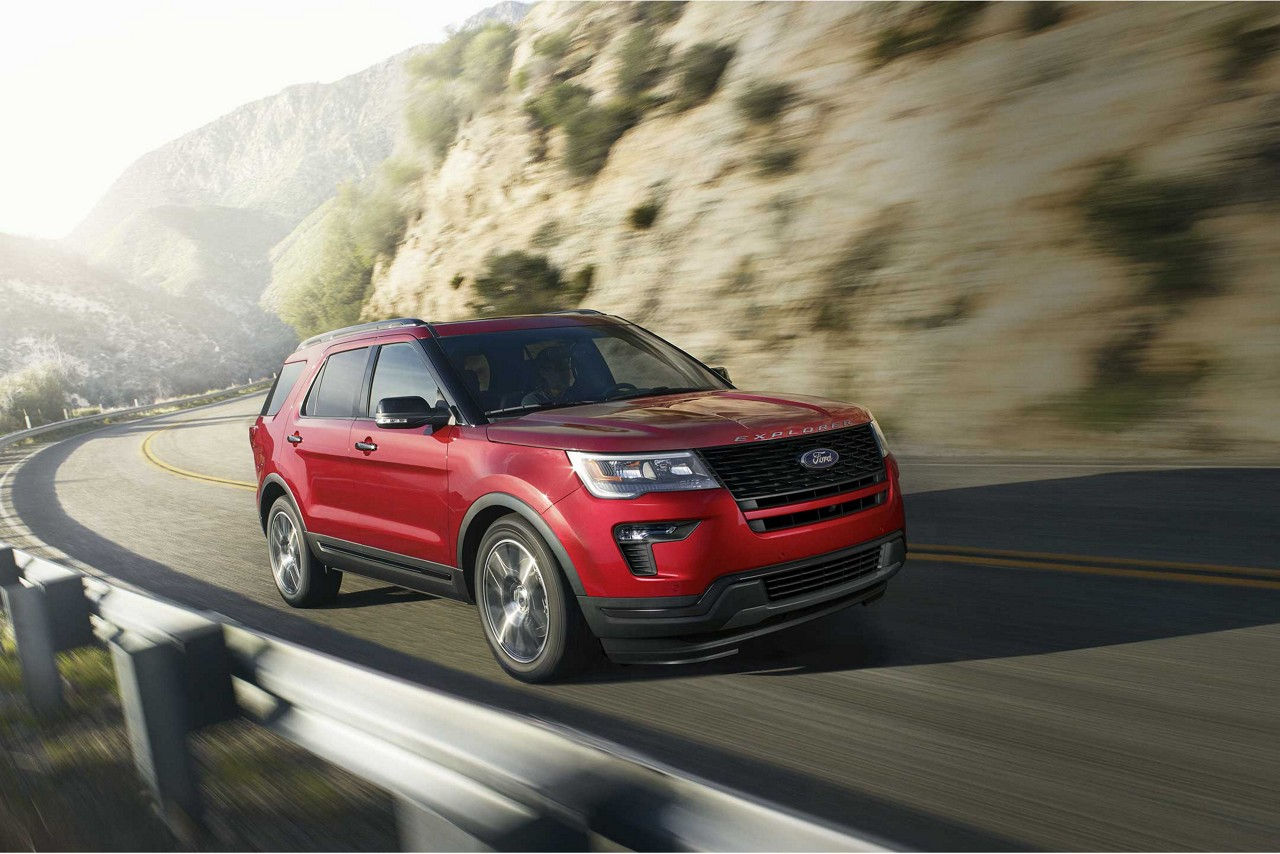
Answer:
xmin=258 ymin=473 xmax=306 ymax=535
xmin=457 ymin=493 xmax=586 ymax=600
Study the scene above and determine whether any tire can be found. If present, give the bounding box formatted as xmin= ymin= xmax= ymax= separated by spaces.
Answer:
xmin=266 ymin=496 xmax=341 ymax=607
xmin=474 ymin=515 xmax=591 ymax=682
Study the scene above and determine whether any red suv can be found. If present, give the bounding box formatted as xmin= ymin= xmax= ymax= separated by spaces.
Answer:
xmin=249 ymin=313 xmax=906 ymax=681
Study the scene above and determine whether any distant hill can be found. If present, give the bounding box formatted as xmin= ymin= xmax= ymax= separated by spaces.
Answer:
xmin=0 ymin=233 xmax=285 ymax=405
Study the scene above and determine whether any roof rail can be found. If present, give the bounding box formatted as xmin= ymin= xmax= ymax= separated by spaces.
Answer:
xmin=546 ymin=309 xmax=604 ymax=316
xmin=296 ymin=318 xmax=428 ymax=350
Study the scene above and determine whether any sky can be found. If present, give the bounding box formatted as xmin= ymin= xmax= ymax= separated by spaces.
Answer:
xmin=0 ymin=0 xmax=494 ymax=239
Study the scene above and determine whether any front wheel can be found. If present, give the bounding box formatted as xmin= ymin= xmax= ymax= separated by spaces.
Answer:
xmin=475 ymin=516 xmax=589 ymax=682
xmin=266 ymin=497 xmax=341 ymax=607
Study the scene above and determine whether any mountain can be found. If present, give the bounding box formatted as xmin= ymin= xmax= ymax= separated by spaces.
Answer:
xmin=353 ymin=1 xmax=1280 ymax=454
xmin=0 ymin=233 xmax=271 ymax=405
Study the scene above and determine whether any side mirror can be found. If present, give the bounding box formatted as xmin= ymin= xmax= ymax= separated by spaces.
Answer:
xmin=375 ymin=396 xmax=451 ymax=430
xmin=710 ymin=366 xmax=731 ymax=384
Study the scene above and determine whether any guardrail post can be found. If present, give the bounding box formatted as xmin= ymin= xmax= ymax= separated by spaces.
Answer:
xmin=108 ymin=631 xmax=205 ymax=840
xmin=0 ymin=547 xmax=17 ymax=586
xmin=1 ymin=584 xmax=64 ymax=713
xmin=395 ymin=796 xmax=490 ymax=852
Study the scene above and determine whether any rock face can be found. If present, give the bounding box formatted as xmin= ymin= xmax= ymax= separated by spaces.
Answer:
xmin=363 ymin=1 xmax=1280 ymax=454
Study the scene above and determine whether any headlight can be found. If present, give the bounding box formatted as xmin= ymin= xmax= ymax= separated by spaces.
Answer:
xmin=869 ymin=418 xmax=890 ymax=457
xmin=567 ymin=450 xmax=719 ymax=499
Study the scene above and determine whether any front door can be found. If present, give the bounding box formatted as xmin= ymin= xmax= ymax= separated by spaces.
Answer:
xmin=346 ymin=338 xmax=453 ymax=568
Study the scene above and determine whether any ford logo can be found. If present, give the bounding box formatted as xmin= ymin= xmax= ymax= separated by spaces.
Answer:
xmin=799 ymin=448 xmax=839 ymax=470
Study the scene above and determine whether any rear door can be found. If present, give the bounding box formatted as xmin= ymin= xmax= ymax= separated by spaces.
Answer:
xmin=291 ymin=344 xmax=371 ymax=543
xmin=346 ymin=337 xmax=454 ymax=568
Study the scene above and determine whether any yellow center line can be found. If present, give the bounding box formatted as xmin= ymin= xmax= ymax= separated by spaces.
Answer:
xmin=914 ymin=552 xmax=1280 ymax=590
xmin=912 ymin=543 xmax=1279 ymax=579
xmin=141 ymin=424 xmax=256 ymax=491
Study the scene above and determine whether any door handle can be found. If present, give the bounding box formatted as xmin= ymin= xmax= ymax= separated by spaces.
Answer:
xmin=354 ymin=440 xmax=377 ymax=453
xmin=286 ymin=433 xmax=303 ymax=444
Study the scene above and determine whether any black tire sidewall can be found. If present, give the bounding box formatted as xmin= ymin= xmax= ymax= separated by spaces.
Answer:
xmin=475 ymin=516 xmax=576 ymax=682
xmin=267 ymin=496 xmax=339 ymax=607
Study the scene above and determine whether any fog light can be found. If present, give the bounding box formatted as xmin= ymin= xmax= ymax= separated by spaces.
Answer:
xmin=613 ymin=522 xmax=699 ymax=576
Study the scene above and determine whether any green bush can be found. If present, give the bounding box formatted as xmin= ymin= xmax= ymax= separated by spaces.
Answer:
xmin=629 ymin=200 xmax=661 ymax=229
xmin=533 ymin=30 xmax=573 ymax=60
xmin=1214 ymin=12 xmax=1280 ymax=81
xmin=406 ymin=85 xmax=460 ymax=158
xmin=1082 ymin=159 xmax=1218 ymax=299
xmin=1024 ymin=2 xmax=1066 ymax=33
xmin=524 ymin=82 xmax=593 ymax=130
xmin=673 ymin=43 xmax=735 ymax=111
xmin=870 ymin=3 xmax=987 ymax=67
xmin=616 ymin=25 xmax=669 ymax=96
xmin=563 ymin=98 xmax=643 ymax=177
xmin=813 ymin=214 xmax=902 ymax=331
xmin=736 ymin=80 xmax=793 ymax=124
xmin=567 ymin=265 xmax=596 ymax=303
xmin=0 ymin=361 xmax=71 ymax=432
xmin=470 ymin=251 xmax=586 ymax=316
xmin=635 ymin=1 xmax=686 ymax=26
xmin=531 ymin=219 xmax=563 ymax=248
xmin=462 ymin=25 xmax=517 ymax=96
xmin=275 ymin=180 xmax=409 ymax=338
xmin=754 ymin=146 xmax=800 ymax=177
xmin=450 ymin=273 xmax=465 ymax=290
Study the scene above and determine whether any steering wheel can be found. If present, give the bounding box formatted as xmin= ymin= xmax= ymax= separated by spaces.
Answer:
xmin=602 ymin=382 xmax=639 ymax=400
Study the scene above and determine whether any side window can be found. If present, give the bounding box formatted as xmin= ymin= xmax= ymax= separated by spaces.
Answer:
xmin=304 ymin=348 xmax=369 ymax=418
xmin=368 ymin=343 xmax=443 ymax=415
xmin=261 ymin=361 xmax=306 ymax=417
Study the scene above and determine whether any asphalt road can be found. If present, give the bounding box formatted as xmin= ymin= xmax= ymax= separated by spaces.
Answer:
xmin=7 ymin=393 xmax=1280 ymax=850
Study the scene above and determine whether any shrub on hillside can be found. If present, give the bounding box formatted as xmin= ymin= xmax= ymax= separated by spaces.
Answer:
xmin=524 ymin=82 xmax=593 ymax=130
xmin=672 ymin=43 xmax=736 ymax=111
xmin=736 ymin=80 xmax=794 ymax=124
xmin=563 ymin=98 xmax=643 ymax=177
xmin=1213 ymin=12 xmax=1280 ymax=82
xmin=406 ymin=85 xmax=460 ymax=158
xmin=1082 ymin=160 xmax=1218 ymax=299
xmin=869 ymin=3 xmax=987 ymax=67
xmin=629 ymin=200 xmax=661 ymax=229
xmin=463 ymin=25 xmax=518 ymax=96
xmin=471 ymin=251 xmax=580 ymax=316
xmin=533 ymin=30 xmax=573 ymax=60
xmin=275 ymin=180 xmax=409 ymax=338
xmin=0 ymin=361 xmax=72 ymax=432
xmin=1024 ymin=2 xmax=1066 ymax=33
xmin=754 ymin=145 xmax=800 ymax=177
xmin=634 ymin=1 xmax=686 ymax=26
xmin=616 ymin=25 xmax=669 ymax=96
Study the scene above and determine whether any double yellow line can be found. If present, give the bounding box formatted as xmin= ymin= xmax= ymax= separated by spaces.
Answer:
xmin=140 ymin=422 xmax=1278 ymax=591
xmin=141 ymin=425 xmax=256 ymax=491
xmin=912 ymin=544 xmax=1280 ymax=590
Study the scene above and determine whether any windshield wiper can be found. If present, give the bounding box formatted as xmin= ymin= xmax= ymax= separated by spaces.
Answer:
xmin=608 ymin=386 xmax=706 ymax=402
xmin=485 ymin=399 xmax=593 ymax=418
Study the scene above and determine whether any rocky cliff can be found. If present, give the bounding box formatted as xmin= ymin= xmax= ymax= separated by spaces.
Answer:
xmin=360 ymin=1 xmax=1280 ymax=454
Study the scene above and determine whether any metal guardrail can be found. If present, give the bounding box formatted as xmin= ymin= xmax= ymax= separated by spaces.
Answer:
xmin=0 ymin=378 xmax=272 ymax=449
xmin=0 ymin=542 xmax=885 ymax=851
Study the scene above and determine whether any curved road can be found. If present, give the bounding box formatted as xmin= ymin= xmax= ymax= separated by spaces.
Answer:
xmin=8 ymin=393 xmax=1280 ymax=849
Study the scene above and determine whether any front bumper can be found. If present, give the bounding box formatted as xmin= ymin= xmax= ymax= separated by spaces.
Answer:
xmin=578 ymin=532 xmax=906 ymax=664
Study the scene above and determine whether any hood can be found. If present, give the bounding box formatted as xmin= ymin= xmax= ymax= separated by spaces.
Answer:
xmin=484 ymin=390 xmax=871 ymax=452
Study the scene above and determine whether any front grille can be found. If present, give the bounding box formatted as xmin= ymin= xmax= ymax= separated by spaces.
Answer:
xmin=748 ymin=490 xmax=886 ymax=533
xmin=699 ymin=424 xmax=885 ymax=509
xmin=763 ymin=543 xmax=882 ymax=601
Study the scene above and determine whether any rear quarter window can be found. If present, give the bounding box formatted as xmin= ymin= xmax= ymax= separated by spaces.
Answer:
xmin=261 ymin=361 xmax=307 ymax=417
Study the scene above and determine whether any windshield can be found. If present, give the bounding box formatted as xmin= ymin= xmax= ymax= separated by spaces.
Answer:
xmin=437 ymin=323 xmax=728 ymax=418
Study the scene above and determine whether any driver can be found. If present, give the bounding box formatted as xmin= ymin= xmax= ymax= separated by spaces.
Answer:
xmin=521 ymin=345 xmax=576 ymax=406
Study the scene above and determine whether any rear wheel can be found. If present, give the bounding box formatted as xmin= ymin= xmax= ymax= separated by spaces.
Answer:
xmin=475 ymin=516 xmax=589 ymax=682
xmin=267 ymin=497 xmax=341 ymax=607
